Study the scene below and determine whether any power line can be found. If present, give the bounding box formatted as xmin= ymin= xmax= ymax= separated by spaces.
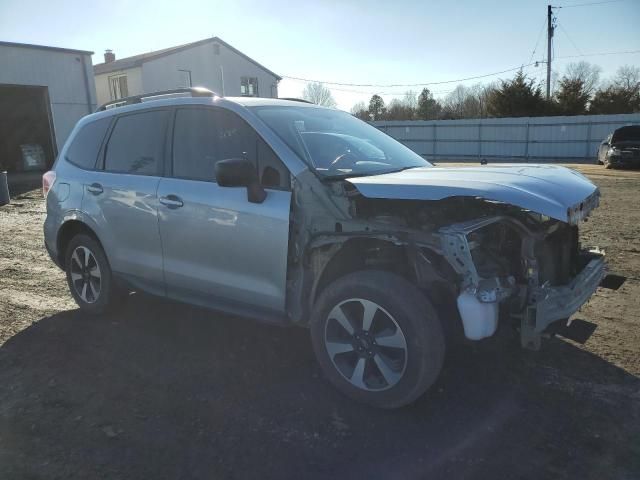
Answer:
xmin=287 ymin=78 xmax=455 ymax=96
xmin=556 ymin=48 xmax=640 ymax=59
xmin=282 ymin=49 xmax=638 ymax=92
xmin=558 ymin=23 xmax=584 ymax=56
xmin=556 ymin=0 xmax=627 ymax=8
xmin=282 ymin=62 xmax=539 ymax=88
xmin=527 ymin=17 xmax=548 ymax=65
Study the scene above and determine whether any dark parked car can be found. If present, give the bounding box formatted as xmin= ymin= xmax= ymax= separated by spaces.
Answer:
xmin=597 ymin=125 xmax=640 ymax=168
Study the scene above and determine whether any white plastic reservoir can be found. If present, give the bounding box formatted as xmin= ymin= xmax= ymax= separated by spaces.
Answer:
xmin=456 ymin=291 xmax=499 ymax=340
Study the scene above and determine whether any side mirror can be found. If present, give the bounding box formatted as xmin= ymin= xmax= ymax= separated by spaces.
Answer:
xmin=215 ymin=158 xmax=266 ymax=204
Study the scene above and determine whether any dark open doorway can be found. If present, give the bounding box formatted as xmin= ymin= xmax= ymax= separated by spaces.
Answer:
xmin=0 ymin=84 xmax=57 ymax=174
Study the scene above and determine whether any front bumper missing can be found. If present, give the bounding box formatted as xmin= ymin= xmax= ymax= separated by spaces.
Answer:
xmin=521 ymin=251 xmax=606 ymax=349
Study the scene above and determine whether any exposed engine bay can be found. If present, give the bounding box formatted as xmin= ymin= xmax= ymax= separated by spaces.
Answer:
xmin=351 ymin=194 xmax=604 ymax=349
xmin=286 ymin=169 xmax=608 ymax=351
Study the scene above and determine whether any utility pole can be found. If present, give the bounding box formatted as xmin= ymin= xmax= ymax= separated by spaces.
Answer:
xmin=546 ymin=4 xmax=554 ymax=100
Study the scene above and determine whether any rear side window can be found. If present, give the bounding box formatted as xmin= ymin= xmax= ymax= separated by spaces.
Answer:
xmin=172 ymin=107 xmax=290 ymax=188
xmin=105 ymin=111 xmax=168 ymax=175
xmin=65 ymin=118 xmax=111 ymax=169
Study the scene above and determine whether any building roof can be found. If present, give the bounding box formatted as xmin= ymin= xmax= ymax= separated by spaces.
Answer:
xmin=93 ymin=37 xmax=281 ymax=80
xmin=0 ymin=40 xmax=93 ymax=55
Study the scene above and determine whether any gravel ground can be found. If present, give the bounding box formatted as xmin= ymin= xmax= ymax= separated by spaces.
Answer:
xmin=0 ymin=164 xmax=639 ymax=479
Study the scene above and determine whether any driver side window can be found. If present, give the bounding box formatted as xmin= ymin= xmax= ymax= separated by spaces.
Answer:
xmin=172 ymin=107 xmax=290 ymax=189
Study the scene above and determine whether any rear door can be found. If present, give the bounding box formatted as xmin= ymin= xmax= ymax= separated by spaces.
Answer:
xmin=81 ymin=109 xmax=169 ymax=295
xmin=157 ymin=106 xmax=291 ymax=318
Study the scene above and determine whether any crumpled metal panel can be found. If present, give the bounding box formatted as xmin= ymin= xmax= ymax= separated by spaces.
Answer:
xmin=347 ymin=164 xmax=599 ymax=224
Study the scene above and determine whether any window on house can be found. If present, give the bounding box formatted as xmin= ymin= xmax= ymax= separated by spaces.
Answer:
xmin=178 ymin=69 xmax=192 ymax=88
xmin=109 ymin=74 xmax=129 ymax=100
xmin=240 ymin=77 xmax=259 ymax=97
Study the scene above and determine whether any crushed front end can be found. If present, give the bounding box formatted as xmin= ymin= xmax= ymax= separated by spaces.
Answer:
xmin=293 ymin=163 xmax=620 ymax=351
xmin=438 ymin=194 xmax=606 ymax=350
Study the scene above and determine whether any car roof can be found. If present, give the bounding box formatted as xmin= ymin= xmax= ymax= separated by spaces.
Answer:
xmin=84 ymin=95 xmax=325 ymax=125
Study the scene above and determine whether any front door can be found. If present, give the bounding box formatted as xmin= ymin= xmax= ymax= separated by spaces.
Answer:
xmin=157 ymin=106 xmax=292 ymax=319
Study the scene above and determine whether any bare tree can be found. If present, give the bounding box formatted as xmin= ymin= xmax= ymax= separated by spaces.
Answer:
xmin=351 ymin=101 xmax=370 ymax=120
xmin=612 ymin=65 xmax=640 ymax=92
xmin=385 ymin=98 xmax=415 ymax=120
xmin=590 ymin=65 xmax=640 ymax=114
xmin=441 ymin=83 xmax=492 ymax=119
xmin=302 ymin=82 xmax=337 ymax=108
xmin=565 ymin=61 xmax=601 ymax=96
xmin=402 ymin=90 xmax=418 ymax=111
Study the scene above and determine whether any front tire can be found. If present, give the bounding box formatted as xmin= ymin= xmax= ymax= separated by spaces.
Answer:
xmin=64 ymin=234 xmax=118 ymax=315
xmin=310 ymin=271 xmax=445 ymax=409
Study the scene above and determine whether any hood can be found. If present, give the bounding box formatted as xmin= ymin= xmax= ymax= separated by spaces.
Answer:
xmin=346 ymin=164 xmax=599 ymax=223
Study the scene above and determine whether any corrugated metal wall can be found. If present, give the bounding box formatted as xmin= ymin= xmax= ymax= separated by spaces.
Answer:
xmin=0 ymin=44 xmax=96 ymax=154
xmin=373 ymin=113 xmax=640 ymax=163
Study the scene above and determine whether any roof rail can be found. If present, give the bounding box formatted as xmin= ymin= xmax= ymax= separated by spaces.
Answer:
xmin=97 ymin=87 xmax=218 ymax=111
xmin=279 ymin=97 xmax=314 ymax=104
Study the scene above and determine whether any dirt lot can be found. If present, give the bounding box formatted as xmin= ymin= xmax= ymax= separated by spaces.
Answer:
xmin=1 ymin=164 xmax=639 ymax=479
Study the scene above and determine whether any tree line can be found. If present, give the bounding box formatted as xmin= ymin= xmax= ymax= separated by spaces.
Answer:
xmin=340 ymin=62 xmax=640 ymax=121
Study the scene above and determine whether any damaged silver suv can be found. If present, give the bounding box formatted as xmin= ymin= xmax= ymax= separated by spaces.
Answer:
xmin=44 ymin=88 xmax=613 ymax=408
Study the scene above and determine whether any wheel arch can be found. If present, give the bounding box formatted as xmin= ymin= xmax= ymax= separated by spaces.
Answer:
xmin=309 ymin=237 xmax=460 ymax=330
xmin=56 ymin=219 xmax=105 ymax=269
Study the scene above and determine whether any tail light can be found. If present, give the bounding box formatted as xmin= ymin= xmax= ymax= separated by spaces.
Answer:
xmin=42 ymin=170 xmax=56 ymax=198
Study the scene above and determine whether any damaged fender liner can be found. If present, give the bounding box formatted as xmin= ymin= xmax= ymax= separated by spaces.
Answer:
xmin=522 ymin=252 xmax=606 ymax=349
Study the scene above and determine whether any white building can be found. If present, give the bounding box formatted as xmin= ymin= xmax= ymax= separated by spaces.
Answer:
xmin=0 ymin=41 xmax=96 ymax=173
xmin=94 ymin=37 xmax=281 ymax=106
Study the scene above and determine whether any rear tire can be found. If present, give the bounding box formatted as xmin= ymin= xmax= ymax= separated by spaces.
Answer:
xmin=64 ymin=234 xmax=119 ymax=315
xmin=310 ymin=270 xmax=445 ymax=409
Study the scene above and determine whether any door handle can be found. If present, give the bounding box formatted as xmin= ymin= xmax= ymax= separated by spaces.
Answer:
xmin=159 ymin=195 xmax=184 ymax=209
xmin=86 ymin=183 xmax=103 ymax=195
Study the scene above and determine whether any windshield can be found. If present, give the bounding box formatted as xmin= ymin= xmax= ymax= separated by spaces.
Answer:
xmin=251 ymin=106 xmax=431 ymax=178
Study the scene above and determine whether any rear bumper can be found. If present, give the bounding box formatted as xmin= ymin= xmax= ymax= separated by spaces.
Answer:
xmin=521 ymin=251 xmax=606 ymax=348
xmin=43 ymin=215 xmax=63 ymax=269
xmin=44 ymin=239 xmax=63 ymax=269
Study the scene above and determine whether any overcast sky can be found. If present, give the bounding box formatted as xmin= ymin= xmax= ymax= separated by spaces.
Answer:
xmin=1 ymin=0 xmax=639 ymax=110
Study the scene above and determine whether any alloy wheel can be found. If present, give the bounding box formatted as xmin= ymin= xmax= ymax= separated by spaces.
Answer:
xmin=69 ymin=246 xmax=102 ymax=303
xmin=324 ymin=298 xmax=408 ymax=391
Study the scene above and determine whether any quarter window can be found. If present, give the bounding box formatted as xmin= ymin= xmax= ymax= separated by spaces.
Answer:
xmin=104 ymin=111 xmax=168 ymax=175
xmin=240 ymin=77 xmax=258 ymax=96
xmin=65 ymin=117 xmax=111 ymax=169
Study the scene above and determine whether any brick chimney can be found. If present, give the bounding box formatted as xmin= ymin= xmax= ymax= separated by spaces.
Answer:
xmin=104 ymin=49 xmax=115 ymax=63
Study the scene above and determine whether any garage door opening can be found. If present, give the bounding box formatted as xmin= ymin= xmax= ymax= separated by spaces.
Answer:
xmin=0 ymin=84 xmax=57 ymax=175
